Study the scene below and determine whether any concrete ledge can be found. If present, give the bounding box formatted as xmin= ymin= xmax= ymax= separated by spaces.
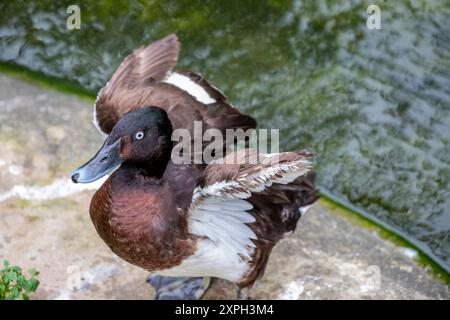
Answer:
xmin=0 ymin=74 xmax=448 ymax=299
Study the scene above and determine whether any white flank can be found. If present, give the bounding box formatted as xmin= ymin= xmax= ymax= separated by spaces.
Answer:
xmin=158 ymin=238 xmax=251 ymax=282
xmin=164 ymin=72 xmax=216 ymax=104
xmin=0 ymin=177 xmax=106 ymax=203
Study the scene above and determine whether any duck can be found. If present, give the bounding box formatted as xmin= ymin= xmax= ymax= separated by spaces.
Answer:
xmin=71 ymin=34 xmax=318 ymax=297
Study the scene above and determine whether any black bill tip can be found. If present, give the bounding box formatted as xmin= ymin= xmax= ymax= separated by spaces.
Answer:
xmin=71 ymin=172 xmax=80 ymax=184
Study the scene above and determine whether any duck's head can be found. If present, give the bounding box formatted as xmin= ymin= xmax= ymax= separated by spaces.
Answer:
xmin=71 ymin=106 xmax=173 ymax=183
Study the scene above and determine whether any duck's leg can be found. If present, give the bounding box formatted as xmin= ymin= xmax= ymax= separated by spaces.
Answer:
xmin=236 ymin=286 xmax=251 ymax=300
xmin=146 ymin=275 xmax=211 ymax=300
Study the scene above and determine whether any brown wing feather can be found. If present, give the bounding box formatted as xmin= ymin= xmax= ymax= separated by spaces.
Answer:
xmin=135 ymin=34 xmax=180 ymax=81
xmin=103 ymin=33 xmax=179 ymax=93
xmin=236 ymin=171 xmax=317 ymax=288
xmin=95 ymin=34 xmax=180 ymax=133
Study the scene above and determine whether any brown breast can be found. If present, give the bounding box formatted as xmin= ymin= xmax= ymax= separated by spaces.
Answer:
xmin=89 ymin=168 xmax=197 ymax=272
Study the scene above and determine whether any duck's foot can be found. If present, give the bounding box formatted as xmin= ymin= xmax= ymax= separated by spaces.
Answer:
xmin=146 ymin=275 xmax=211 ymax=300
xmin=236 ymin=287 xmax=251 ymax=300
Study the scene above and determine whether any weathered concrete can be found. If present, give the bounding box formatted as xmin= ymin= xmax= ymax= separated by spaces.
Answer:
xmin=0 ymin=74 xmax=449 ymax=300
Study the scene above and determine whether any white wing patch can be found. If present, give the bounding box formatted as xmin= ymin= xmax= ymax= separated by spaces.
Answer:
xmin=191 ymin=197 xmax=256 ymax=259
xmin=164 ymin=72 xmax=216 ymax=104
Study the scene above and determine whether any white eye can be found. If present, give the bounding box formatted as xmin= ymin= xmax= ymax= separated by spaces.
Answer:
xmin=135 ymin=131 xmax=144 ymax=140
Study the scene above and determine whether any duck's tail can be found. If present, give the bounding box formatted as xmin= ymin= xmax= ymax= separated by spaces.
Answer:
xmin=238 ymin=166 xmax=318 ymax=288
xmin=280 ymin=171 xmax=319 ymax=233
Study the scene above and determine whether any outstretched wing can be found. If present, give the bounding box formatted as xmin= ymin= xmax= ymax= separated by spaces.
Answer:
xmin=105 ymin=33 xmax=180 ymax=91
xmin=187 ymin=150 xmax=313 ymax=259
xmin=93 ymin=34 xmax=180 ymax=134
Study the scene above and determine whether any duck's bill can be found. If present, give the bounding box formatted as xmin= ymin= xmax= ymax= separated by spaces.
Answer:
xmin=71 ymin=139 xmax=122 ymax=184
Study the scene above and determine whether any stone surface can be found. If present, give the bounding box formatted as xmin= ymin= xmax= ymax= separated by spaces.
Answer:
xmin=0 ymin=74 xmax=449 ymax=300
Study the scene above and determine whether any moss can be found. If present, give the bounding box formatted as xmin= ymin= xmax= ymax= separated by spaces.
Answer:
xmin=44 ymin=198 xmax=78 ymax=209
xmin=0 ymin=131 xmax=25 ymax=151
xmin=7 ymin=199 xmax=33 ymax=209
xmin=319 ymin=196 xmax=450 ymax=286
xmin=25 ymin=215 xmax=41 ymax=223
xmin=7 ymin=198 xmax=78 ymax=210
xmin=0 ymin=62 xmax=95 ymax=102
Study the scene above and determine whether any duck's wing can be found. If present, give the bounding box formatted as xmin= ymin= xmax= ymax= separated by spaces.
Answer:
xmin=169 ymin=71 xmax=256 ymax=132
xmin=93 ymin=34 xmax=180 ymax=134
xmin=186 ymin=149 xmax=314 ymax=260
xmin=93 ymin=34 xmax=256 ymax=137
xmin=107 ymin=34 xmax=180 ymax=88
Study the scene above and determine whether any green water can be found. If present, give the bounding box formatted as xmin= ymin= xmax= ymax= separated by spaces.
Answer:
xmin=1 ymin=0 xmax=450 ymax=272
